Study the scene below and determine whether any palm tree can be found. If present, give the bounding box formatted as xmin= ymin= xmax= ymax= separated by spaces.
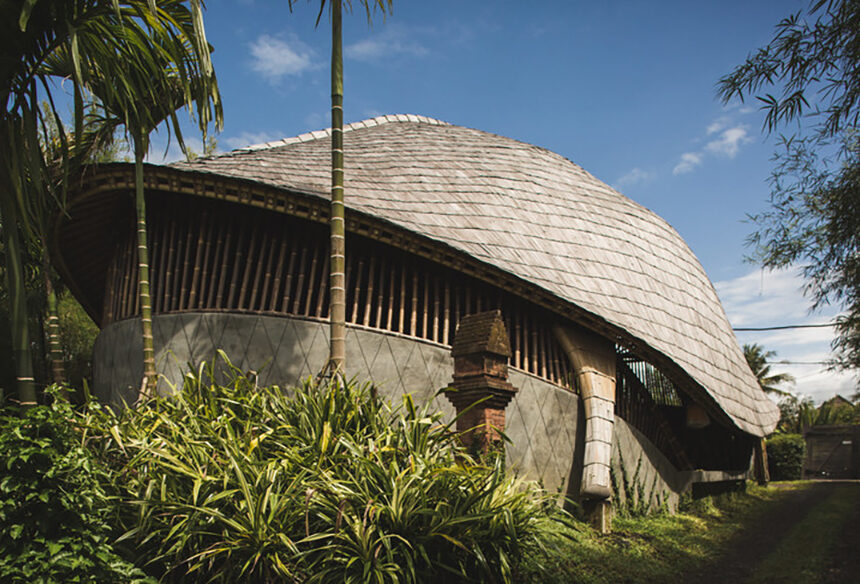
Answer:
xmin=1 ymin=1 xmax=220 ymax=401
xmin=743 ymin=343 xmax=796 ymax=395
xmin=292 ymin=0 xmax=391 ymax=375
xmin=73 ymin=10 xmax=222 ymax=396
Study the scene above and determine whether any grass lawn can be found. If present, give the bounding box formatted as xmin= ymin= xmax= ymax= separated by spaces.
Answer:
xmin=520 ymin=482 xmax=850 ymax=584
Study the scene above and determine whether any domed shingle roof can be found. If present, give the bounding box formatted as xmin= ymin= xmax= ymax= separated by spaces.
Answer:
xmin=173 ymin=114 xmax=779 ymax=436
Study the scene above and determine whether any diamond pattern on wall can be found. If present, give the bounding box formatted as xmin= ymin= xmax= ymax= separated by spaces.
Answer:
xmin=95 ymin=312 xmax=585 ymax=493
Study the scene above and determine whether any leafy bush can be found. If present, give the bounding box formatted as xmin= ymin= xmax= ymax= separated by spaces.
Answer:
xmin=766 ymin=433 xmax=806 ymax=480
xmin=0 ymin=393 xmax=151 ymax=583
xmin=85 ymin=353 xmax=562 ymax=583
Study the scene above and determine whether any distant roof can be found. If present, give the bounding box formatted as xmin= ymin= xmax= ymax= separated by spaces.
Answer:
xmin=167 ymin=114 xmax=778 ymax=436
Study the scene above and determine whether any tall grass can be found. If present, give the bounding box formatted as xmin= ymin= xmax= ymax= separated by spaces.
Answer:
xmin=83 ymin=353 xmax=562 ymax=583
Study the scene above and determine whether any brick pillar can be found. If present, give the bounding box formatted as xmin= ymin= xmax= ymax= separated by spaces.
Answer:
xmin=445 ymin=310 xmax=518 ymax=453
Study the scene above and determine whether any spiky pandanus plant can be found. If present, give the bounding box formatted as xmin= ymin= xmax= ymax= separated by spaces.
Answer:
xmin=1 ymin=0 xmax=220 ymax=403
xmin=291 ymin=0 xmax=392 ymax=376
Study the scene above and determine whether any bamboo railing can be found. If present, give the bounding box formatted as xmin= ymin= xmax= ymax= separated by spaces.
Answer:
xmin=103 ymin=193 xmax=576 ymax=390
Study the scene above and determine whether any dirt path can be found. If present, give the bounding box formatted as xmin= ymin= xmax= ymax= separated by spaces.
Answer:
xmin=685 ymin=482 xmax=860 ymax=584
xmin=821 ymin=483 xmax=860 ymax=584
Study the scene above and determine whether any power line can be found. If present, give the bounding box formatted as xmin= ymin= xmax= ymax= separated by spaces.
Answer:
xmin=732 ymin=323 xmax=836 ymax=331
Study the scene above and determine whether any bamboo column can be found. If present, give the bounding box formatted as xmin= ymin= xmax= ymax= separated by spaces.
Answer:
xmin=328 ymin=0 xmax=347 ymax=375
xmin=553 ymin=324 xmax=616 ymax=533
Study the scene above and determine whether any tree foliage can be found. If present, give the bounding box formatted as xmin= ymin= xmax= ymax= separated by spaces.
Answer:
xmin=743 ymin=343 xmax=795 ymax=395
xmin=1 ymin=1 xmax=222 ymax=401
xmin=718 ymin=0 xmax=860 ymax=374
xmin=0 ymin=393 xmax=152 ymax=583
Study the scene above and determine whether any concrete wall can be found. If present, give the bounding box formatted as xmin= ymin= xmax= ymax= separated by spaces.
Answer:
xmin=94 ymin=312 xmax=718 ymax=501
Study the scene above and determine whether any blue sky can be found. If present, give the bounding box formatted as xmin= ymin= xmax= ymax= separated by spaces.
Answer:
xmin=148 ymin=0 xmax=854 ymax=402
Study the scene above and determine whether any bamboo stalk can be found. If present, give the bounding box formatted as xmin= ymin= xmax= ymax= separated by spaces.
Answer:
xmin=119 ymin=234 xmax=134 ymax=318
xmin=164 ymin=214 xmax=179 ymax=311
xmin=133 ymin=142 xmax=155 ymax=395
xmin=0 ymin=181 xmax=36 ymax=403
xmin=454 ymin=284 xmax=460 ymax=335
xmin=130 ymin=234 xmax=141 ymax=317
xmin=259 ymin=232 xmax=278 ymax=311
xmin=42 ymin=245 xmax=65 ymax=385
xmin=304 ymin=242 xmax=320 ymax=316
xmin=350 ymin=258 xmax=364 ymax=324
xmin=551 ymin=336 xmax=561 ymax=384
xmin=398 ymin=264 xmax=406 ymax=332
xmin=249 ymin=227 xmax=271 ymax=311
xmin=197 ymin=210 xmax=217 ymax=309
xmin=410 ymin=270 xmax=418 ymax=336
xmin=104 ymin=250 xmax=118 ymax=324
xmin=432 ymin=277 xmax=440 ymax=342
xmin=268 ymin=234 xmax=289 ymax=312
xmin=149 ymin=217 xmax=163 ymax=314
xmin=281 ymin=246 xmax=298 ymax=313
xmin=178 ymin=222 xmax=195 ymax=311
xmin=328 ymin=0 xmax=347 ymax=372
xmin=386 ymin=261 xmax=395 ymax=331
xmin=540 ymin=326 xmax=548 ymax=378
xmin=214 ymin=219 xmax=233 ymax=309
xmin=227 ymin=217 xmax=249 ymax=309
xmin=375 ymin=258 xmax=385 ymax=328
xmin=188 ymin=210 xmax=208 ymax=308
xmin=363 ymin=257 xmax=376 ymax=326
xmin=238 ymin=220 xmax=260 ymax=310
xmin=513 ymin=308 xmax=521 ymax=369
xmin=421 ymin=274 xmax=429 ymax=339
xmin=443 ymin=280 xmax=451 ymax=344
xmin=465 ymin=286 xmax=471 ymax=318
xmin=316 ymin=247 xmax=329 ymax=317
xmin=291 ymin=246 xmax=309 ymax=315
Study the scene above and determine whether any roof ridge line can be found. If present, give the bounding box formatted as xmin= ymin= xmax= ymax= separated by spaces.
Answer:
xmin=240 ymin=114 xmax=451 ymax=152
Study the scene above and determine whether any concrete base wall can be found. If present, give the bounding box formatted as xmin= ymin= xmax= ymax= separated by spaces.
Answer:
xmin=94 ymin=312 xmax=725 ymax=501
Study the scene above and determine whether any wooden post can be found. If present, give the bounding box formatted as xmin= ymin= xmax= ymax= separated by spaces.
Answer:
xmin=753 ymin=438 xmax=769 ymax=485
xmin=553 ymin=325 xmax=616 ymax=533
xmin=445 ymin=310 xmax=518 ymax=453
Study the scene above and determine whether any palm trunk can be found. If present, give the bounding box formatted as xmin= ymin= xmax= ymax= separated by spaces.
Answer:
xmin=134 ymin=137 xmax=157 ymax=397
xmin=41 ymin=241 xmax=65 ymax=386
xmin=0 ymin=189 xmax=38 ymax=405
xmin=328 ymin=0 xmax=346 ymax=375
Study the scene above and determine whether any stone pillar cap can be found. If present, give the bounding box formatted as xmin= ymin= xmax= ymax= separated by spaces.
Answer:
xmin=451 ymin=310 xmax=511 ymax=358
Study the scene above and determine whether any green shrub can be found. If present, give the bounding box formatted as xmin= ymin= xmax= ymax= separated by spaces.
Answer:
xmin=85 ymin=353 xmax=563 ymax=583
xmin=766 ymin=433 xmax=806 ymax=480
xmin=0 ymin=392 xmax=151 ymax=583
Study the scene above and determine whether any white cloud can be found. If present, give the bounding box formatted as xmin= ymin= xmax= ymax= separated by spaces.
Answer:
xmin=714 ymin=268 xmax=854 ymax=403
xmin=672 ymin=119 xmax=753 ymax=176
xmin=250 ymin=34 xmax=315 ymax=81
xmin=613 ymin=167 xmax=656 ymax=189
xmin=223 ymin=131 xmax=283 ymax=150
xmin=705 ymin=125 xmax=750 ymax=158
xmin=672 ymin=152 xmax=702 ymax=175
xmin=715 ymin=268 xmax=811 ymax=327
xmin=706 ymin=117 xmax=728 ymax=135
xmin=346 ymin=26 xmax=429 ymax=63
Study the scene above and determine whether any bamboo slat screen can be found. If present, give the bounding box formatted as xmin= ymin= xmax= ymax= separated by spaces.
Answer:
xmin=618 ymin=348 xmax=683 ymax=407
xmin=615 ymin=356 xmax=691 ymax=470
xmin=103 ymin=193 xmax=576 ymax=391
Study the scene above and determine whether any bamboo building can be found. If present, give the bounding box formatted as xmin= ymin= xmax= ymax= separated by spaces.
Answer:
xmin=52 ymin=115 xmax=779 ymax=510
